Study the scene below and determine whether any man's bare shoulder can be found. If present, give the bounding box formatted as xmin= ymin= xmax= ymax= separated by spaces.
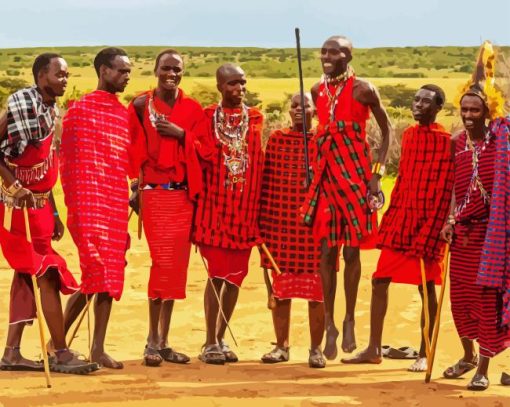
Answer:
xmin=353 ymin=77 xmax=377 ymax=95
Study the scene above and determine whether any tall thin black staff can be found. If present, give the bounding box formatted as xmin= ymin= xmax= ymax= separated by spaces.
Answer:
xmin=295 ymin=27 xmax=311 ymax=187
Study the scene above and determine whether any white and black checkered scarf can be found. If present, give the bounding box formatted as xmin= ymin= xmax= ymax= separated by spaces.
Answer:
xmin=0 ymin=86 xmax=58 ymax=158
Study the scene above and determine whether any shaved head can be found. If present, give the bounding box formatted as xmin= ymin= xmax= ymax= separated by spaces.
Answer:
xmin=291 ymin=92 xmax=314 ymax=107
xmin=323 ymin=36 xmax=353 ymax=53
xmin=216 ymin=63 xmax=245 ymax=86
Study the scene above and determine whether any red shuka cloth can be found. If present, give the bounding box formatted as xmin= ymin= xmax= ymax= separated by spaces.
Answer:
xmin=1 ymin=203 xmax=79 ymax=323
xmin=128 ymin=89 xmax=205 ymax=200
xmin=450 ymin=132 xmax=510 ymax=357
xmin=259 ymin=129 xmax=323 ymax=302
xmin=60 ymin=90 xmax=130 ymax=300
xmin=301 ymin=77 xmax=377 ymax=248
xmin=0 ymin=134 xmax=78 ymax=323
xmin=142 ymin=189 xmax=193 ymax=300
xmin=192 ymin=105 xmax=264 ymax=249
xmin=378 ymin=123 xmax=453 ymax=262
xmin=199 ymin=245 xmax=251 ymax=287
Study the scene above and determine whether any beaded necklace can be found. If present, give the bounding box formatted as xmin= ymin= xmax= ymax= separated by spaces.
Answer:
xmin=213 ymin=103 xmax=250 ymax=187
xmin=454 ymin=129 xmax=492 ymax=218
xmin=147 ymin=89 xmax=179 ymax=127
xmin=321 ymin=66 xmax=354 ymax=121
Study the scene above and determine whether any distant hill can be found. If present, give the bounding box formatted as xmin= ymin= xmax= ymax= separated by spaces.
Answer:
xmin=0 ymin=45 xmax=508 ymax=79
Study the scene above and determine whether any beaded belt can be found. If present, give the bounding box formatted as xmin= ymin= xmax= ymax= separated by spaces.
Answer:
xmin=0 ymin=186 xmax=50 ymax=209
xmin=142 ymin=182 xmax=188 ymax=191
xmin=457 ymin=217 xmax=488 ymax=226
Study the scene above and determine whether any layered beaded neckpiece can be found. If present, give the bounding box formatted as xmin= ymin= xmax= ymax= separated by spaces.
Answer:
xmin=455 ymin=129 xmax=492 ymax=217
xmin=147 ymin=90 xmax=179 ymax=127
xmin=321 ymin=66 xmax=354 ymax=121
xmin=213 ymin=103 xmax=250 ymax=188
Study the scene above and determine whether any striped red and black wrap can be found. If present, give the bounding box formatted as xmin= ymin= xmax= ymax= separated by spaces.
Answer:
xmin=377 ymin=123 xmax=454 ymax=262
xmin=259 ymin=128 xmax=320 ymax=274
xmin=192 ymin=105 xmax=264 ymax=250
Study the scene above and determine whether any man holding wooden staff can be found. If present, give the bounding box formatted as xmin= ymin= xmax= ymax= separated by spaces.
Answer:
xmin=0 ymin=53 xmax=97 ymax=376
xmin=301 ymin=35 xmax=391 ymax=359
xmin=342 ymin=85 xmax=454 ymax=372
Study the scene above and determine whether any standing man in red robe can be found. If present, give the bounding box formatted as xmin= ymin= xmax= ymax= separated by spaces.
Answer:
xmin=192 ymin=63 xmax=264 ymax=365
xmin=128 ymin=49 xmax=205 ymax=366
xmin=0 ymin=54 xmax=97 ymax=374
xmin=60 ymin=47 xmax=131 ymax=369
xmin=301 ymin=36 xmax=391 ymax=359
xmin=259 ymin=92 xmax=326 ymax=368
xmin=342 ymin=85 xmax=454 ymax=371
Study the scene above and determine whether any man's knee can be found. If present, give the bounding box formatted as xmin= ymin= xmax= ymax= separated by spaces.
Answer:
xmin=343 ymin=247 xmax=360 ymax=264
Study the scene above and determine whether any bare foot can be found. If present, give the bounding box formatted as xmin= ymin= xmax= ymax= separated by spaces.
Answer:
xmin=341 ymin=319 xmax=357 ymax=353
xmin=341 ymin=348 xmax=382 ymax=364
xmin=1 ymin=347 xmax=43 ymax=371
xmin=323 ymin=324 xmax=339 ymax=360
xmin=408 ymin=357 xmax=427 ymax=372
xmin=92 ymin=352 xmax=123 ymax=369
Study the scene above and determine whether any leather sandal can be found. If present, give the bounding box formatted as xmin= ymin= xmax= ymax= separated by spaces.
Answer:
xmin=443 ymin=356 xmax=478 ymax=379
xmin=308 ymin=347 xmax=326 ymax=368
xmin=198 ymin=344 xmax=226 ymax=365
xmin=467 ymin=373 xmax=489 ymax=391
xmin=158 ymin=348 xmax=190 ymax=364
xmin=261 ymin=346 xmax=289 ymax=364
xmin=219 ymin=340 xmax=238 ymax=363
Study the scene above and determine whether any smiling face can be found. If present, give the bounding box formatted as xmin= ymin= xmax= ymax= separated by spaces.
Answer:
xmin=38 ymin=57 xmax=69 ymax=98
xmin=460 ymin=94 xmax=487 ymax=135
xmin=155 ymin=52 xmax=183 ymax=92
xmin=320 ymin=36 xmax=353 ymax=77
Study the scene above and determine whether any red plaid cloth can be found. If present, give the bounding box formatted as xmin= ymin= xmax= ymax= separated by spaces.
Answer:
xmin=451 ymin=130 xmax=509 ymax=357
xmin=260 ymin=129 xmax=320 ymax=273
xmin=260 ymin=129 xmax=323 ymax=301
xmin=61 ymin=90 xmax=130 ymax=300
xmin=301 ymin=77 xmax=376 ymax=247
xmin=377 ymin=124 xmax=453 ymax=262
xmin=476 ymin=117 xmax=510 ymax=327
xmin=192 ymin=105 xmax=264 ymax=249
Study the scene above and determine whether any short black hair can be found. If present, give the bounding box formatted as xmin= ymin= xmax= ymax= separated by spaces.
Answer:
xmin=32 ymin=53 xmax=62 ymax=84
xmin=420 ymin=84 xmax=446 ymax=107
xmin=93 ymin=47 xmax=128 ymax=77
xmin=154 ymin=48 xmax=182 ymax=71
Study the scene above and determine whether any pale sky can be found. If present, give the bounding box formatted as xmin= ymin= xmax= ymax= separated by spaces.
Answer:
xmin=1 ymin=0 xmax=509 ymax=48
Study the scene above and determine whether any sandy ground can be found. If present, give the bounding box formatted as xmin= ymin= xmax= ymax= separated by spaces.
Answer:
xmin=0 ymin=219 xmax=509 ymax=407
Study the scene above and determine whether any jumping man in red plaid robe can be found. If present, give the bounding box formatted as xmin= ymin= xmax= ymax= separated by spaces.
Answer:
xmin=60 ymin=48 xmax=131 ymax=369
xmin=342 ymin=85 xmax=454 ymax=371
xmin=0 ymin=54 xmax=97 ymax=375
xmin=301 ymin=36 xmax=391 ymax=359
xmin=192 ymin=64 xmax=264 ymax=365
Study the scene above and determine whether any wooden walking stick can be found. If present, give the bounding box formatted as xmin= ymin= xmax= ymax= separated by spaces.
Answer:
xmin=67 ymin=296 xmax=92 ymax=347
xmin=295 ymin=27 xmax=311 ymax=187
xmin=23 ymin=207 xmax=51 ymax=388
xmin=420 ymin=258 xmax=432 ymax=361
xmin=259 ymin=243 xmax=282 ymax=275
xmin=199 ymin=251 xmax=238 ymax=347
xmin=425 ymin=245 xmax=450 ymax=383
